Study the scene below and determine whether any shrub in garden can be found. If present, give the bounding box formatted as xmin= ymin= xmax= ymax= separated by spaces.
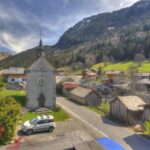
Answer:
xmin=0 ymin=96 xmax=21 ymax=144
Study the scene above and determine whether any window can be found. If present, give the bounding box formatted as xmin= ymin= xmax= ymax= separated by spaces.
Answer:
xmin=11 ymin=78 xmax=15 ymax=82
xmin=44 ymin=119 xmax=54 ymax=123
xmin=37 ymin=120 xmax=45 ymax=125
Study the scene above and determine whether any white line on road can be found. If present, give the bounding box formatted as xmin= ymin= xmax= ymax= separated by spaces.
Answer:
xmin=57 ymin=101 xmax=109 ymax=138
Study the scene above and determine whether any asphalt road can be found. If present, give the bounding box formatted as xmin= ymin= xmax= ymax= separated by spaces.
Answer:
xmin=57 ymin=96 xmax=150 ymax=150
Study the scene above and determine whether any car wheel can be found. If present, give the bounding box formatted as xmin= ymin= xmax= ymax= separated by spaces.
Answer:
xmin=48 ymin=126 xmax=54 ymax=133
xmin=27 ymin=129 xmax=33 ymax=135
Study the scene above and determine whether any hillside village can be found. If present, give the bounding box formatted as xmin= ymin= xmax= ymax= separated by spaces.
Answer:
xmin=1 ymin=59 xmax=150 ymax=126
xmin=1 ymin=0 xmax=150 ymax=150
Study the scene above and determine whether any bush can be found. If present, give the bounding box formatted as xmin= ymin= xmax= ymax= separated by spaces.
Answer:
xmin=0 ymin=97 xmax=21 ymax=144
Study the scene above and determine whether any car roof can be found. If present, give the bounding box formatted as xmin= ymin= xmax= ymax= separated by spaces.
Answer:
xmin=37 ymin=115 xmax=54 ymax=120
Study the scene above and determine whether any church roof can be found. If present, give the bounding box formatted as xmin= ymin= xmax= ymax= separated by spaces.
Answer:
xmin=27 ymin=56 xmax=54 ymax=71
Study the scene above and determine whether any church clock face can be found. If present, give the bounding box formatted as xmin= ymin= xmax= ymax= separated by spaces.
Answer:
xmin=37 ymin=77 xmax=46 ymax=87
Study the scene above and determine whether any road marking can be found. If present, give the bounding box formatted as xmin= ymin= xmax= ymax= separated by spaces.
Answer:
xmin=57 ymin=101 xmax=109 ymax=138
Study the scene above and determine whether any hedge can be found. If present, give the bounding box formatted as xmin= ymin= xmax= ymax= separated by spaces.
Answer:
xmin=0 ymin=96 xmax=21 ymax=144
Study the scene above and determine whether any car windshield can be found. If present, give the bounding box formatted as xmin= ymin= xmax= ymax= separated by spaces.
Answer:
xmin=30 ymin=118 xmax=37 ymax=125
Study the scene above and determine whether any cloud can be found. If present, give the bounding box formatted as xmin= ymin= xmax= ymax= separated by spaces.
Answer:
xmin=0 ymin=0 xmax=139 ymax=53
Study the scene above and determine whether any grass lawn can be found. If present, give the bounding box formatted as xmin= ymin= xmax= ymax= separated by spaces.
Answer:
xmin=0 ymin=89 xmax=26 ymax=106
xmin=92 ymin=61 xmax=150 ymax=73
xmin=0 ymin=89 xmax=70 ymax=122
xmin=21 ymin=108 xmax=70 ymax=122
xmin=88 ymin=102 xmax=110 ymax=117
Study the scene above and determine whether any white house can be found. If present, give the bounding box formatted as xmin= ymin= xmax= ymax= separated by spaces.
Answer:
xmin=2 ymin=67 xmax=26 ymax=83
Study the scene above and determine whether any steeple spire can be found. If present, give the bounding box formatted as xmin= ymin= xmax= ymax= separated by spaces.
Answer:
xmin=39 ymin=31 xmax=43 ymax=48
xmin=36 ymin=31 xmax=45 ymax=58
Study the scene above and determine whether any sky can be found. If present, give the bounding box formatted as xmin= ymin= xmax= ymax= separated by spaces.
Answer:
xmin=0 ymin=0 xmax=139 ymax=53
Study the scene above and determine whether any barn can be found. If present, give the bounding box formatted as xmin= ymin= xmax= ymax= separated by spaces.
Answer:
xmin=70 ymin=86 xmax=101 ymax=106
xmin=143 ymin=104 xmax=150 ymax=121
xmin=110 ymin=96 xmax=145 ymax=125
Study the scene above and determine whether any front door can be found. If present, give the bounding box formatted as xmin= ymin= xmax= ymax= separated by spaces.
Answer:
xmin=38 ymin=93 xmax=45 ymax=107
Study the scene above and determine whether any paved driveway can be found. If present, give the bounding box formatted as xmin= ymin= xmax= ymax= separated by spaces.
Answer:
xmin=57 ymin=96 xmax=150 ymax=150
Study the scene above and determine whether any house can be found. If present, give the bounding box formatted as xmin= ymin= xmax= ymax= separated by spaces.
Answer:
xmin=106 ymin=71 xmax=125 ymax=84
xmin=56 ymin=75 xmax=82 ymax=94
xmin=70 ymin=86 xmax=101 ymax=106
xmin=135 ymin=73 xmax=150 ymax=80
xmin=63 ymin=82 xmax=78 ymax=97
xmin=82 ymin=70 xmax=97 ymax=79
xmin=26 ymin=39 xmax=56 ymax=110
xmin=106 ymin=71 xmax=122 ymax=79
xmin=136 ymin=78 xmax=150 ymax=93
xmin=111 ymin=83 xmax=130 ymax=96
xmin=110 ymin=96 xmax=145 ymax=125
xmin=95 ymin=83 xmax=112 ymax=95
xmin=2 ymin=67 xmax=26 ymax=83
xmin=101 ymin=77 xmax=113 ymax=85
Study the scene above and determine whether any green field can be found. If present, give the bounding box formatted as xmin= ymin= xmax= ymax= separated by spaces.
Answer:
xmin=0 ymin=89 xmax=70 ymax=122
xmin=92 ymin=61 xmax=150 ymax=73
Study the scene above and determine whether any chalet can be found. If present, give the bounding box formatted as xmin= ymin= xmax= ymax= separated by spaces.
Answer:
xmin=110 ymin=96 xmax=145 ymax=125
xmin=2 ymin=67 xmax=26 ymax=83
xmin=136 ymin=78 xmax=150 ymax=93
xmin=106 ymin=71 xmax=125 ymax=84
xmin=63 ymin=82 xmax=78 ymax=97
xmin=106 ymin=71 xmax=122 ymax=79
xmin=70 ymin=86 xmax=101 ymax=106
xmin=82 ymin=70 xmax=97 ymax=79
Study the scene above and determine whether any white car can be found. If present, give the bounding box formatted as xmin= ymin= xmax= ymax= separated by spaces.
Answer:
xmin=22 ymin=115 xmax=56 ymax=135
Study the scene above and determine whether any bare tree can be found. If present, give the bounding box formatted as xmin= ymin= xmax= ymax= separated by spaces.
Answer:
xmin=102 ymin=55 xmax=109 ymax=67
xmin=127 ymin=65 xmax=138 ymax=94
xmin=134 ymin=53 xmax=145 ymax=67
xmin=85 ymin=53 xmax=96 ymax=67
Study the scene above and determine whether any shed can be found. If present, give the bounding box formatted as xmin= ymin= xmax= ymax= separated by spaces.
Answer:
xmin=110 ymin=96 xmax=145 ymax=125
xmin=143 ymin=104 xmax=150 ymax=121
xmin=70 ymin=86 xmax=101 ymax=106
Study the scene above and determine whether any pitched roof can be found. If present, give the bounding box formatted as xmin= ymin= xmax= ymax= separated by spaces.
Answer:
xmin=106 ymin=71 xmax=122 ymax=74
xmin=63 ymin=82 xmax=78 ymax=89
xmin=118 ymin=96 xmax=145 ymax=111
xmin=136 ymin=79 xmax=150 ymax=85
xmin=27 ymin=56 xmax=53 ymax=71
xmin=71 ymin=86 xmax=94 ymax=98
xmin=3 ymin=67 xmax=25 ymax=74
xmin=135 ymin=73 xmax=150 ymax=77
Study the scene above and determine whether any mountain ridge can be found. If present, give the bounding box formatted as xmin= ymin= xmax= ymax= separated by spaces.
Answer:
xmin=0 ymin=0 xmax=150 ymax=69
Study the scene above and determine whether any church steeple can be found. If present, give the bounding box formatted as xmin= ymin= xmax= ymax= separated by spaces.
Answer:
xmin=39 ymin=38 xmax=42 ymax=48
xmin=36 ymin=32 xmax=45 ymax=58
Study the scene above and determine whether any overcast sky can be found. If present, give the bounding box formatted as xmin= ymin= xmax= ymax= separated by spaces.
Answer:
xmin=0 ymin=0 xmax=139 ymax=53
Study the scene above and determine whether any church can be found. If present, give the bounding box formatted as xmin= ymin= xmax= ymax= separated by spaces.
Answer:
xmin=26 ymin=39 xmax=56 ymax=110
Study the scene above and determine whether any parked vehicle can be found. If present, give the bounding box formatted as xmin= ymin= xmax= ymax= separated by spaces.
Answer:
xmin=22 ymin=115 xmax=56 ymax=135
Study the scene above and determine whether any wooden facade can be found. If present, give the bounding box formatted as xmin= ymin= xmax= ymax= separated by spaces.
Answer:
xmin=143 ymin=104 xmax=150 ymax=121
xmin=110 ymin=96 xmax=145 ymax=125
xmin=70 ymin=86 xmax=101 ymax=106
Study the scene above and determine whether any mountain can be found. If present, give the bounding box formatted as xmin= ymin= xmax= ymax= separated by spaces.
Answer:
xmin=0 ymin=48 xmax=16 ymax=55
xmin=0 ymin=52 xmax=11 ymax=61
xmin=1 ymin=0 xmax=150 ymax=69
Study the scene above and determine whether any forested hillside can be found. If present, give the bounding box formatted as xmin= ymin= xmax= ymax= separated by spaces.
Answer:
xmin=0 ymin=0 xmax=150 ymax=69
